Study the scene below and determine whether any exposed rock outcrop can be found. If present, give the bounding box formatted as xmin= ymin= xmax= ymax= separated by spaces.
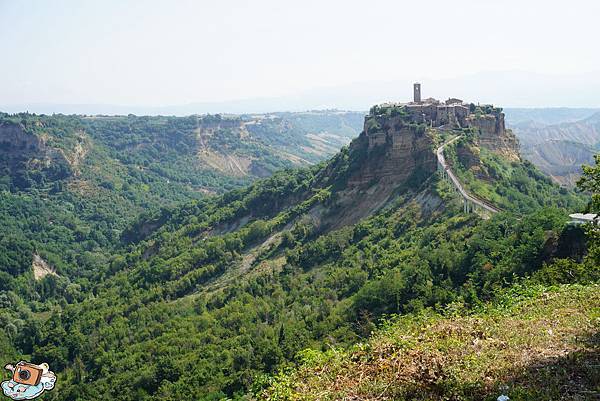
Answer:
xmin=32 ymin=254 xmax=58 ymax=281
xmin=313 ymin=110 xmax=438 ymax=231
xmin=510 ymin=112 xmax=600 ymax=186
xmin=0 ymin=120 xmax=73 ymax=188
xmin=0 ymin=121 xmax=43 ymax=150
xmin=60 ymin=133 xmax=89 ymax=177
xmin=468 ymin=112 xmax=520 ymax=162
xmin=0 ymin=121 xmax=49 ymax=168
xmin=348 ymin=113 xmax=436 ymax=187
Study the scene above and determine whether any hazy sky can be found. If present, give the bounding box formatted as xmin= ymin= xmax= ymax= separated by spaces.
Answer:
xmin=1 ymin=0 xmax=599 ymax=108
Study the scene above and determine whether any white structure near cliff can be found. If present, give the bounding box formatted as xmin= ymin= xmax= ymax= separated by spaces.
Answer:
xmin=568 ymin=213 xmax=598 ymax=225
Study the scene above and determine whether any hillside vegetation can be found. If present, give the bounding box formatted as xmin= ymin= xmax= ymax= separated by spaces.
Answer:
xmin=260 ymin=283 xmax=600 ymax=400
xmin=443 ymin=134 xmax=584 ymax=212
xmin=260 ymin=152 xmax=600 ymax=401
xmin=0 ymin=111 xmax=362 ymax=304
xmin=0 ymin=106 xmax=598 ymax=400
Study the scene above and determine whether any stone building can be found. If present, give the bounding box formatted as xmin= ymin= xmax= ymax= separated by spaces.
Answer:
xmin=402 ymin=102 xmax=469 ymax=128
xmin=382 ymin=85 xmax=473 ymax=128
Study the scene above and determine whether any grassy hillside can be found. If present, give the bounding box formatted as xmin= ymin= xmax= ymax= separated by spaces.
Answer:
xmin=259 ymin=283 xmax=600 ymax=400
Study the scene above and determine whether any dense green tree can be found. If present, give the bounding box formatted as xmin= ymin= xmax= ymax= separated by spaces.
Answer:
xmin=578 ymin=153 xmax=600 ymax=212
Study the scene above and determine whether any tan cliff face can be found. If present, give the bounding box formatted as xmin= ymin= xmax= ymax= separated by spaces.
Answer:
xmin=348 ymin=114 xmax=437 ymax=187
xmin=0 ymin=121 xmax=49 ymax=168
xmin=195 ymin=118 xmax=277 ymax=178
xmin=0 ymin=121 xmax=73 ymax=187
xmin=312 ymin=112 xmax=438 ymax=231
xmin=467 ymin=112 xmax=520 ymax=162
xmin=0 ymin=121 xmax=45 ymax=152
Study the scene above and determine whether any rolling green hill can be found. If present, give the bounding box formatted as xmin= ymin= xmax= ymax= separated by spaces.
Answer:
xmin=0 ymin=111 xmax=363 ymax=302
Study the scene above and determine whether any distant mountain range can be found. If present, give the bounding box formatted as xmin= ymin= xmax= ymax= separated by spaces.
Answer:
xmin=508 ymin=111 xmax=600 ymax=147
xmin=522 ymin=140 xmax=597 ymax=186
xmin=506 ymin=110 xmax=600 ymax=186
xmin=504 ymin=108 xmax=600 ymax=126
xmin=2 ymin=71 xmax=600 ymax=115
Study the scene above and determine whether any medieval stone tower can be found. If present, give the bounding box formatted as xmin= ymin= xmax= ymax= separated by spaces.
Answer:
xmin=413 ymin=83 xmax=421 ymax=103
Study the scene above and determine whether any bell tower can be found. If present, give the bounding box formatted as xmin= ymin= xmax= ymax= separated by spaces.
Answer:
xmin=413 ymin=82 xmax=421 ymax=103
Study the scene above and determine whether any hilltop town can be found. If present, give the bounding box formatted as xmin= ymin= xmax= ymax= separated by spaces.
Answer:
xmin=379 ymin=83 xmax=473 ymax=128
xmin=364 ymin=84 xmax=520 ymax=162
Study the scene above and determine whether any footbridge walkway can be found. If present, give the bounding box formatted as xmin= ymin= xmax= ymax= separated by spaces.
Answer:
xmin=436 ymin=135 xmax=501 ymax=216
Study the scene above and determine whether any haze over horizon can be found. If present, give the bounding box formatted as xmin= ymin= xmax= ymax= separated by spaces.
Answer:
xmin=2 ymin=0 xmax=600 ymax=114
